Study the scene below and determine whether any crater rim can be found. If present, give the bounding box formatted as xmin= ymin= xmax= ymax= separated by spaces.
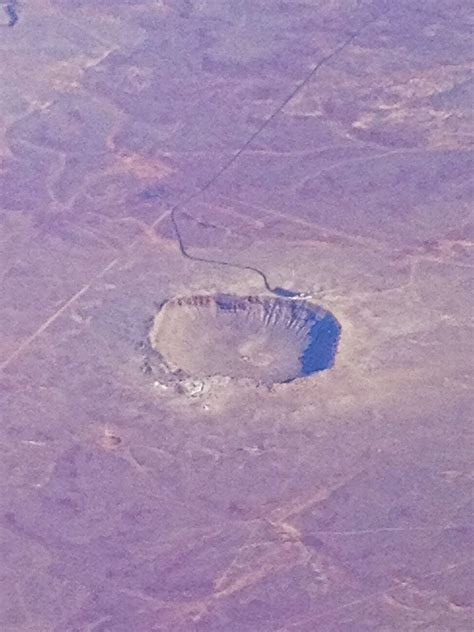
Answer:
xmin=149 ymin=293 xmax=341 ymax=386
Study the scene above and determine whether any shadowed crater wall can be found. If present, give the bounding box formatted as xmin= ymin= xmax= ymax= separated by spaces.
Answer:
xmin=149 ymin=295 xmax=341 ymax=384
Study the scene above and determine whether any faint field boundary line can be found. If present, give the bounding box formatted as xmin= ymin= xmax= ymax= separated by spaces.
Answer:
xmin=168 ymin=13 xmax=384 ymax=259
xmin=0 ymin=259 xmax=118 ymax=371
xmin=277 ymin=557 xmax=474 ymax=630
xmin=0 ymin=209 xmax=170 ymax=371
xmin=0 ymin=12 xmax=384 ymax=370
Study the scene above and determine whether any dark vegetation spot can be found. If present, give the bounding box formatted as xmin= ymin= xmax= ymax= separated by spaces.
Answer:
xmin=139 ymin=185 xmax=167 ymax=200
xmin=101 ymin=434 xmax=122 ymax=449
xmin=149 ymin=294 xmax=341 ymax=385
xmin=4 ymin=4 xmax=18 ymax=27
xmin=301 ymin=535 xmax=325 ymax=549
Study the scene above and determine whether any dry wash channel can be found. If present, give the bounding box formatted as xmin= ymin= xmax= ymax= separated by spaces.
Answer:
xmin=149 ymin=295 xmax=341 ymax=385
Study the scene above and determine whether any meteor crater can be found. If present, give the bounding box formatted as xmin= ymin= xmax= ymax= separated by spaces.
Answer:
xmin=149 ymin=294 xmax=341 ymax=385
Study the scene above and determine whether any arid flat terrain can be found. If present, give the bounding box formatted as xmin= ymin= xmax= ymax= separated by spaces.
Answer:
xmin=0 ymin=1 xmax=473 ymax=631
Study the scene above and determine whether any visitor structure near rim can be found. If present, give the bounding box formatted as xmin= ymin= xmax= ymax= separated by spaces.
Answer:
xmin=150 ymin=295 xmax=341 ymax=384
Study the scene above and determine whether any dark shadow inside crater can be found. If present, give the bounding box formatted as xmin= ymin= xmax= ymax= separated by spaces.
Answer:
xmin=149 ymin=294 xmax=341 ymax=385
xmin=301 ymin=313 xmax=341 ymax=376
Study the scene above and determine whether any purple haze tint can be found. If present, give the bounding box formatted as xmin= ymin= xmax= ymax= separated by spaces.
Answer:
xmin=0 ymin=1 xmax=472 ymax=631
